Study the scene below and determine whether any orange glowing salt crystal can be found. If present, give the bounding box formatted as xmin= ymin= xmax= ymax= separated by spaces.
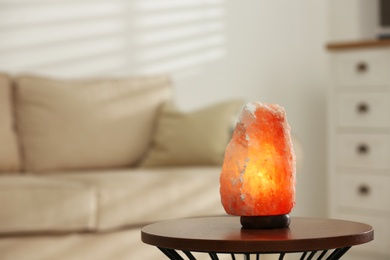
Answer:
xmin=220 ymin=102 xmax=296 ymax=216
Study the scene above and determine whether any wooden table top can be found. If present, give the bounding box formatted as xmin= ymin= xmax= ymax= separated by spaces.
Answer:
xmin=141 ymin=216 xmax=374 ymax=253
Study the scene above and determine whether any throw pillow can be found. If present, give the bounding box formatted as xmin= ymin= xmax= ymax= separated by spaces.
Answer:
xmin=139 ymin=100 xmax=243 ymax=167
xmin=15 ymin=74 xmax=173 ymax=172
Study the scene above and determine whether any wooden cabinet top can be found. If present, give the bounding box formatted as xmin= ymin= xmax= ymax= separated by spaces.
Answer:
xmin=327 ymin=39 xmax=390 ymax=50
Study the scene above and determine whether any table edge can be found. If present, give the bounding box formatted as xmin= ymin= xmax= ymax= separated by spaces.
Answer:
xmin=141 ymin=216 xmax=374 ymax=253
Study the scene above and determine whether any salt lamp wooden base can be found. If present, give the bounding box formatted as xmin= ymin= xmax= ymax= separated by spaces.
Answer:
xmin=240 ymin=214 xmax=291 ymax=229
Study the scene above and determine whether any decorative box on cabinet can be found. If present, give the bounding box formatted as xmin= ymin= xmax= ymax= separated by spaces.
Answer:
xmin=327 ymin=40 xmax=390 ymax=260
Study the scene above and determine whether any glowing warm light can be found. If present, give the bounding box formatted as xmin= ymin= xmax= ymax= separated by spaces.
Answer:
xmin=220 ymin=102 xmax=296 ymax=216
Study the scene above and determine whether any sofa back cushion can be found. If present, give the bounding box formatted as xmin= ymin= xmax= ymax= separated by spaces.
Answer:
xmin=15 ymin=75 xmax=172 ymax=172
xmin=0 ymin=73 xmax=21 ymax=173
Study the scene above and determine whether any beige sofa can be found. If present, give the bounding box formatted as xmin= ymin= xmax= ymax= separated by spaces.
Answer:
xmin=0 ymin=73 xmax=243 ymax=260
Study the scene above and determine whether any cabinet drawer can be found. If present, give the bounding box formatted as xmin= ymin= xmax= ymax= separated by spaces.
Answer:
xmin=334 ymin=49 xmax=390 ymax=87
xmin=338 ymin=213 xmax=390 ymax=257
xmin=337 ymin=92 xmax=390 ymax=127
xmin=339 ymin=171 xmax=390 ymax=212
xmin=337 ymin=134 xmax=390 ymax=168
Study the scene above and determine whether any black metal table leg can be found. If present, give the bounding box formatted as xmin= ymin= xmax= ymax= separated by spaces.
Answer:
xmin=158 ymin=247 xmax=184 ymax=260
xmin=317 ymin=250 xmax=328 ymax=260
xmin=158 ymin=247 xmax=352 ymax=260
xmin=182 ymin=250 xmax=196 ymax=260
xmin=326 ymin=247 xmax=351 ymax=260
xmin=209 ymin=252 xmax=219 ymax=260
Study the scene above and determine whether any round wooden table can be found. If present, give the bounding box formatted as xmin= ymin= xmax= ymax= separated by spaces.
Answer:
xmin=141 ymin=216 xmax=373 ymax=260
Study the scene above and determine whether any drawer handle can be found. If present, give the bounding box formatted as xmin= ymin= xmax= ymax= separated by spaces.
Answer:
xmin=358 ymin=184 xmax=370 ymax=196
xmin=356 ymin=144 xmax=369 ymax=155
xmin=356 ymin=103 xmax=369 ymax=114
xmin=356 ymin=62 xmax=368 ymax=73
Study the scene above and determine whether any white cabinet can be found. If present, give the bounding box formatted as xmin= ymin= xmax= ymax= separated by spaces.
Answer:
xmin=328 ymin=40 xmax=390 ymax=260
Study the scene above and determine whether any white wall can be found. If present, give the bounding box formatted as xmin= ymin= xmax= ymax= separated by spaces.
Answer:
xmin=0 ymin=0 xmax=331 ymax=217
xmin=328 ymin=0 xmax=379 ymax=41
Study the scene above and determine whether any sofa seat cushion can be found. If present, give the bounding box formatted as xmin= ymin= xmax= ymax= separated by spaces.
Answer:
xmin=15 ymin=75 xmax=172 ymax=172
xmin=0 ymin=176 xmax=96 ymax=234
xmin=49 ymin=167 xmax=225 ymax=230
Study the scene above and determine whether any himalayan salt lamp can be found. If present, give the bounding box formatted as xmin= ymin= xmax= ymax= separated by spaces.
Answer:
xmin=220 ymin=102 xmax=296 ymax=229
